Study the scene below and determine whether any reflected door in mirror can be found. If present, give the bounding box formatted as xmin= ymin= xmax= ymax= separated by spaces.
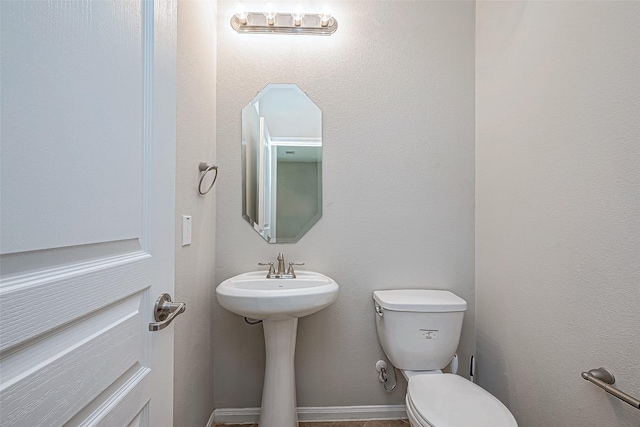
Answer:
xmin=242 ymin=84 xmax=322 ymax=243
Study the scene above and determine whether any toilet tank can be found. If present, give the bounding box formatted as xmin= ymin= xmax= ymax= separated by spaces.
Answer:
xmin=373 ymin=290 xmax=467 ymax=371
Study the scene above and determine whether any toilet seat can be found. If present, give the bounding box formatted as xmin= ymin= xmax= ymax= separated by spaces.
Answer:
xmin=406 ymin=373 xmax=518 ymax=427
xmin=406 ymin=392 xmax=434 ymax=427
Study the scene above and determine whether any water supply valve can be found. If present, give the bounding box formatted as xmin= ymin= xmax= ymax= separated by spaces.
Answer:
xmin=376 ymin=359 xmax=397 ymax=392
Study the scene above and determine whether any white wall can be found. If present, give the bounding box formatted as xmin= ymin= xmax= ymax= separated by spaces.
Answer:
xmin=476 ymin=2 xmax=640 ymax=426
xmin=214 ymin=0 xmax=476 ymax=409
xmin=174 ymin=1 xmax=217 ymax=425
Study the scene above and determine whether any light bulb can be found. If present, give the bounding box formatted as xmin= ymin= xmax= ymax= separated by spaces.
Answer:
xmin=263 ymin=2 xmax=277 ymax=25
xmin=320 ymin=5 xmax=331 ymax=27
xmin=291 ymin=4 xmax=305 ymax=26
xmin=234 ymin=2 xmax=248 ymax=24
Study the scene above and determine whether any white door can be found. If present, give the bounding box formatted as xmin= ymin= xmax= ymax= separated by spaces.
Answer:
xmin=0 ymin=1 xmax=177 ymax=426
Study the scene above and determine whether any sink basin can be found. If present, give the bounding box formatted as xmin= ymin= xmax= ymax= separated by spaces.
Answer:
xmin=216 ymin=271 xmax=339 ymax=320
xmin=215 ymin=270 xmax=339 ymax=427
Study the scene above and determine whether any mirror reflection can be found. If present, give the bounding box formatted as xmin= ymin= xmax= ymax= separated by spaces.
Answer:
xmin=242 ymin=84 xmax=322 ymax=243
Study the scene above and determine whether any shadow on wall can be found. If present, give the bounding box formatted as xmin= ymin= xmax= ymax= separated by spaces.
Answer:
xmin=475 ymin=329 xmax=512 ymax=409
xmin=476 ymin=328 xmax=640 ymax=427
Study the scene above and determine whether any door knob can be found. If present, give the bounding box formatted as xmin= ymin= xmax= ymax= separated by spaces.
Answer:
xmin=149 ymin=293 xmax=186 ymax=331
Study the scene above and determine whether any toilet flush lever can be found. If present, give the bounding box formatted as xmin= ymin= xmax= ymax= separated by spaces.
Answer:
xmin=149 ymin=293 xmax=186 ymax=331
xmin=375 ymin=305 xmax=384 ymax=317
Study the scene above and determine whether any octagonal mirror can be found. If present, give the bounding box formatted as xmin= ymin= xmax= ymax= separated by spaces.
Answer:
xmin=242 ymin=84 xmax=322 ymax=243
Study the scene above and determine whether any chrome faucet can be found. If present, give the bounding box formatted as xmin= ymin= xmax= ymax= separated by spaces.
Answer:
xmin=276 ymin=253 xmax=286 ymax=276
xmin=258 ymin=253 xmax=305 ymax=279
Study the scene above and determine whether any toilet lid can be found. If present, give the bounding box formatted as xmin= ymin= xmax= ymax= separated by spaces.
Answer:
xmin=373 ymin=290 xmax=467 ymax=312
xmin=408 ymin=374 xmax=518 ymax=427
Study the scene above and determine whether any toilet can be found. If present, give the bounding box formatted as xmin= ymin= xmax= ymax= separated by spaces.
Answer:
xmin=373 ymin=289 xmax=518 ymax=427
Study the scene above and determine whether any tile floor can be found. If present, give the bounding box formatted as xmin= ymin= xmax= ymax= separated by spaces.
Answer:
xmin=214 ymin=420 xmax=409 ymax=427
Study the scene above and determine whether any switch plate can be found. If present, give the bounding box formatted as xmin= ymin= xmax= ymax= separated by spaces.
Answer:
xmin=182 ymin=215 xmax=192 ymax=246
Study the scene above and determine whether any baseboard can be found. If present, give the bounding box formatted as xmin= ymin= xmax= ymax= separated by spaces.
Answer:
xmin=298 ymin=405 xmax=407 ymax=422
xmin=205 ymin=409 xmax=216 ymax=427
xmin=211 ymin=404 xmax=407 ymax=425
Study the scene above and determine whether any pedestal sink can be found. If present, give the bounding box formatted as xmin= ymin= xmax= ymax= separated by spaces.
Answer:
xmin=216 ymin=271 xmax=339 ymax=427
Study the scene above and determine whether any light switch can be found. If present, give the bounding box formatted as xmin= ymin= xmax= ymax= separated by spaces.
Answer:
xmin=182 ymin=215 xmax=192 ymax=246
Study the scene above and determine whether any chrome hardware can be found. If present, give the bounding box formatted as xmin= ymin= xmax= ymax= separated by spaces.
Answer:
xmin=260 ymin=254 xmax=304 ymax=279
xmin=230 ymin=12 xmax=338 ymax=36
xmin=244 ymin=317 xmax=263 ymax=325
xmin=375 ymin=304 xmax=384 ymax=317
xmin=258 ymin=262 xmax=276 ymax=278
xmin=198 ymin=162 xmax=218 ymax=195
xmin=287 ymin=262 xmax=305 ymax=278
xmin=582 ymin=368 xmax=640 ymax=409
xmin=276 ymin=253 xmax=286 ymax=276
xmin=375 ymin=359 xmax=397 ymax=392
xmin=149 ymin=293 xmax=186 ymax=332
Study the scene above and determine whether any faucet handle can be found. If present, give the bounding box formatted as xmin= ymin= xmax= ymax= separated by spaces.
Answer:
xmin=286 ymin=262 xmax=305 ymax=278
xmin=258 ymin=262 xmax=276 ymax=277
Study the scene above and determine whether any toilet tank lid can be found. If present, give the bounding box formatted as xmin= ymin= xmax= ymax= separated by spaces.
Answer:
xmin=373 ymin=290 xmax=467 ymax=312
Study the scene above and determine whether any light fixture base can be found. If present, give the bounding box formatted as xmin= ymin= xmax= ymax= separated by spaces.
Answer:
xmin=231 ymin=12 xmax=338 ymax=36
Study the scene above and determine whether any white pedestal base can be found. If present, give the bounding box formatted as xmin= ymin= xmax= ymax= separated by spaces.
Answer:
xmin=259 ymin=318 xmax=299 ymax=427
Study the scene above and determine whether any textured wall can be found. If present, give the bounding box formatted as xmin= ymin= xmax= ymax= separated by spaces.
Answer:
xmin=174 ymin=1 xmax=217 ymax=425
xmin=476 ymin=2 xmax=640 ymax=426
xmin=214 ymin=1 xmax=475 ymax=409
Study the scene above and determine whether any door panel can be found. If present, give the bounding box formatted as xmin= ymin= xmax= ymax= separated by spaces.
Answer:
xmin=0 ymin=249 xmax=151 ymax=351
xmin=0 ymin=0 xmax=145 ymax=254
xmin=1 ymin=294 xmax=145 ymax=426
xmin=0 ymin=1 xmax=176 ymax=426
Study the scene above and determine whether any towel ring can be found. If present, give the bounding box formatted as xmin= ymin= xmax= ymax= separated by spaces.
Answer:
xmin=198 ymin=162 xmax=218 ymax=195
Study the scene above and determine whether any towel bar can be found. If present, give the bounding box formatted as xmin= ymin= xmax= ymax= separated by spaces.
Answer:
xmin=582 ymin=368 xmax=640 ymax=410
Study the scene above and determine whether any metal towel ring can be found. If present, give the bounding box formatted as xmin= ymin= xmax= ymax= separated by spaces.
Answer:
xmin=198 ymin=162 xmax=218 ymax=195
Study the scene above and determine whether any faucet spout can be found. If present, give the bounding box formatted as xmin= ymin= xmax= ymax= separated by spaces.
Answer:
xmin=277 ymin=253 xmax=286 ymax=275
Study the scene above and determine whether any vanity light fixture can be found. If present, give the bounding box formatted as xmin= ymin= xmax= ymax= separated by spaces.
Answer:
xmin=234 ymin=3 xmax=248 ymax=24
xmin=263 ymin=2 xmax=277 ymax=26
xmin=231 ymin=3 xmax=338 ymax=35
xmin=291 ymin=4 xmax=305 ymax=27
xmin=320 ymin=5 xmax=332 ymax=27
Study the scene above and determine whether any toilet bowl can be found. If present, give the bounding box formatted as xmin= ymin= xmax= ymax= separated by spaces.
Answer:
xmin=405 ymin=373 xmax=517 ymax=427
xmin=373 ymin=290 xmax=517 ymax=427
